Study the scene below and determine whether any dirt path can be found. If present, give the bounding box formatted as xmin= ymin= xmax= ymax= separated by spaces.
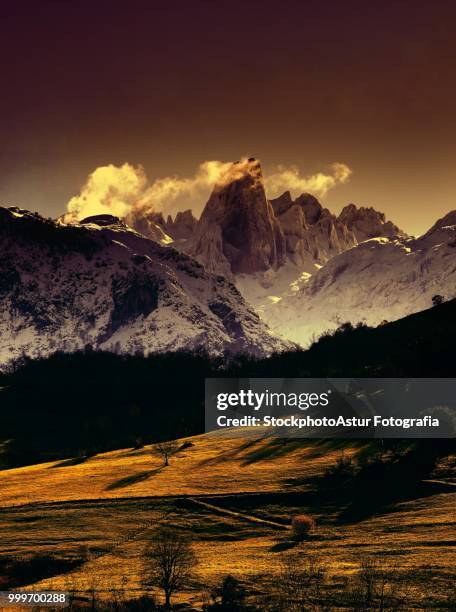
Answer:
xmin=422 ymin=479 xmax=456 ymax=489
xmin=187 ymin=497 xmax=290 ymax=530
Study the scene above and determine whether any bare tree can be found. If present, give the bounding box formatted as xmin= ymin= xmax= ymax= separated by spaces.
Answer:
xmin=144 ymin=528 xmax=196 ymax=610
xmin=277 ymin=552 xmax=326 ymax=611
xmin=154 ymin=440 xmax=179 ymax=466
xmin=345 ymin=554 xmax=413 ymax=610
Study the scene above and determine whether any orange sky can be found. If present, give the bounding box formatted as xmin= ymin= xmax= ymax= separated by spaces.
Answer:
xmin=1 ymin=0 xmax=456 ymax=235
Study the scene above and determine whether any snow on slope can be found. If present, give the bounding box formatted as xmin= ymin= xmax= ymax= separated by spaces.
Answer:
xmin=0 ymin=207 xmax=287 ymax=366
xmin=260 ymin=211 xmax=456 ymax=346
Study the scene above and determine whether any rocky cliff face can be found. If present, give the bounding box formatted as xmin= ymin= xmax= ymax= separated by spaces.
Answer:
xmin=0 ymin=207 xmax=287 ymax=366
xmin=261 ymin=210 xmax=456 ymax=345
xmin=165 ymin=210 xmax=198 ymax=240
xmin=130 ymin=209 xmax=197 ymax=242
xmin=189 ymin=158 xmax=286 ymax=276
xmin=109 ymin=211 xmax=173 ymax=245
xmin=338 ymin=203 xmax=406 ymax=242
xmin=270 ymin=192 xmax=357 ymax=267
xmin=125 ymin=160 xmax=404 ymax=287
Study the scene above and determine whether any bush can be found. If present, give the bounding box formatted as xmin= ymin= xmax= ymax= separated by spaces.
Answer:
xmin=321 ymin=454 xmax=356 ymax=488
xmin=205 ymin=575 xmax=248 ymax=611
xmin=432 ymin=294 xmax=445 ymax=307
xmin=291 ymin=515 xmax=315 ymax=539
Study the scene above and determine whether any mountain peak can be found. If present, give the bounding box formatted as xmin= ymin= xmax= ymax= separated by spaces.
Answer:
xmin=294 ymin=193 xmax=323 ymax=224
xmin=270 ymin=191 xmax=293 ymax=216
xmin=338 ymin=203 xmax=406 ymax=242
xmin=189 ymin=159 xmax=286 ymax=275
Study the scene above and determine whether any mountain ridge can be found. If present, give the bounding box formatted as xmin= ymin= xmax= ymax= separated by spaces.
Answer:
xmin=0 ymin=207 xmax=288 ymax=366
xmin=262 ymin=211 xmax=456 ymax=345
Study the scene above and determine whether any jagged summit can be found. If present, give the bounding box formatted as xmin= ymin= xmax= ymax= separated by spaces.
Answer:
xmin=294 ymin=193 xmax=324 ymax=224
xmin=165 ymin=210 xmax=198 ymax=240
xmin=270 ymin=191 xmax=293 ymax=216
xmin=270 ymin=191 xmax=356 ymax=268
xmin=186 ymin=163 xmax=408 ymax=279
xmin=338 ymin=203 xmax=406 ymax=242
xmin=189 ymin=158 xmax=286 ymax=275
xmin=128 ymin=209 xmax=197 ymax=242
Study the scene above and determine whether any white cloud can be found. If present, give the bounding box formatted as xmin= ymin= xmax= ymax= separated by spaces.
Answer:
xmin=265 ymin=162 xmax=352 ymax=198
xmin=64 ymin=159 xmax=352 ymax=222
xmin=65 ymin=163 xmax=147 ymax=222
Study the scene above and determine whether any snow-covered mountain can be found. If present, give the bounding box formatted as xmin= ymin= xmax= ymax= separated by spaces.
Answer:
xmin=18 ymin=155 xmax=448 ymax=358
xmin=184 ymin=159 xmax=404 ymax=288
xmin=0 ymin=207 xmax=287 ymax=366
xmin=262 ymin=211 xmax=456 ymax=345
xmin=175 ymin=158 xmax=406 ymax=317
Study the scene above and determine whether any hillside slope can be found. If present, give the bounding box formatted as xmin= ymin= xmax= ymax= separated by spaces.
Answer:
xmin=263 ymin=212 xmax=456 ymax=345
xmin=0 ymin=435 xmax=453 ymax=609
xmin=0 ymin=207 xmax=286 ymax=366
xmin=0 ymin=435 xmax=358 ymax=507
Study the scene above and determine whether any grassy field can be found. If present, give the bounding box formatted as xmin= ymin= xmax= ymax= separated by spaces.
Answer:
xmin=0 ymin=435 xmax=361 ymax=507
xmin=0 ymin=434 xmax=454 ymax=609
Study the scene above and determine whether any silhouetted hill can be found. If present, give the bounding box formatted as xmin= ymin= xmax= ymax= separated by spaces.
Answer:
xmin=237 ymin=296 xmax=456 ymax=378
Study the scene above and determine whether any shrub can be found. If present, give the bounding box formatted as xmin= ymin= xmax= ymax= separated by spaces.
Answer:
xmin=133 ymin=437 xmax=144 ymax=450
xmin=322 ymin=454 xmax=356 ymax=486
xmin=205 ymin=575 xmax=247 ymax=610
xmin=291 ymin=515 xmax=315 ymax=539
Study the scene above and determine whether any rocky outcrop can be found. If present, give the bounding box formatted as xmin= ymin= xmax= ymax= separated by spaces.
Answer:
xmin=80 ymin=214 xmax=128 ymax=228
xmin=124 ymin=211 xmax=172 ymax=245
xmin=270 ymin=192 xmax=357 ymax=267
xmin=131 ymin=210 xmax=197 ymax=242
xmin=189 ymin=158 xmax=286 ymax=276
xmin=338 ymin=203 xmax=406 ymax=242
xmin=165 ymin=210 xmax=198 ymax=240
xmin=122 ymin=162 xmax=405 ymax=283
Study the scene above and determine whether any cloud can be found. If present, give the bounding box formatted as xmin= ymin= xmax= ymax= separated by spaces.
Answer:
xmin=264 ymin=162 xmax=352 ymax=198
xmin=134 ymin=159 xmax=235 ymax=215
xmin=64 ymin=160 xmax=235 ymax=222
xmin=65 ymin=163 xmax=147 ymax=222
xmin=64 ymin=159 xmax=352 ymax=223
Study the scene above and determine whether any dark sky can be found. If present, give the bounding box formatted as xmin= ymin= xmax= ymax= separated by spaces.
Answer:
xmin=1 ymin=0 xmax=456 ymax=234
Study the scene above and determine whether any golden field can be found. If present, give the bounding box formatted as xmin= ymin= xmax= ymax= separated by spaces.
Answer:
xmin=0 ymin=434 xmax=454 ymax=609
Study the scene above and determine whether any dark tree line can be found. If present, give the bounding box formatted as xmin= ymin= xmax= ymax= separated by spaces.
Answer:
xmin=1 ymin=298 xmax=455 ymax=467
